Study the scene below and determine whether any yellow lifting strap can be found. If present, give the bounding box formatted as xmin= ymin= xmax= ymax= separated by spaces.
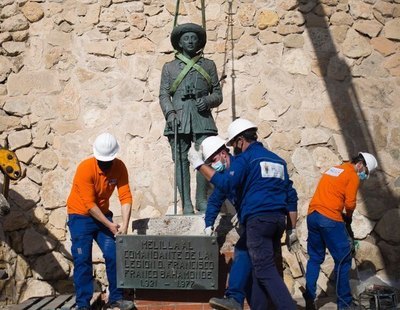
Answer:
xmin=171 ymin=0 xmax=210 ymax=95
xmin=173 ymin=0 xmax=206 ymax=29
xmin=170 ymin=53 xmax=212 ymax=95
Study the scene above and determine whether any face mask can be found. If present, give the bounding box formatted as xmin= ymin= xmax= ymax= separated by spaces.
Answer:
xmin=211 ymin=160 xmax=226 ymax=172
xmin=358 ymin=171 xmax=368 ymax=181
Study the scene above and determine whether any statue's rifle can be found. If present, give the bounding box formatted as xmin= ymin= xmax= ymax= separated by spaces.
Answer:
xmin=173 ymin=118 xmax=178 ymax=215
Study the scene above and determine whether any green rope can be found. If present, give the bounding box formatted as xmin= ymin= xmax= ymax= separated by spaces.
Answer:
xmin=170 ymin=54 xmax=202 ymax=94
xmin=173 ymin=0 xmax=207 ymax=29
xmin=201 ymin=0 xmax=206 ymax=29
xmin=173 ymin=0 xmax=180 ymax=28
xmin=170 ymin=0 xmax=211 ymax=95
xmin=170 ymin=53 xmax=212 ymax=95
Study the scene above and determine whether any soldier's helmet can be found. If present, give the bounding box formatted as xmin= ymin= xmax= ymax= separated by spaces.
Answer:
xmin=170 ymin=23 xmax=207 ymax=52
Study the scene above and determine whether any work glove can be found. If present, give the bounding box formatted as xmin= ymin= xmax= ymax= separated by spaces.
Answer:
xmin=166 ymin=110 xmax=178 ymax=129
xmin=342 ymin=214 xmax=355 ymax=240
xmin=286 ymin=228 xmax=298 ymax=251
xmin=204 ymin=226 xmax=214 ymax=236
xmin=195 ymin=98 xmax=208 ymax=112
xmin=343 ymin=215 xmax=358 ymax=256
xmin=188 ymin=146 xmax=204 ymax=170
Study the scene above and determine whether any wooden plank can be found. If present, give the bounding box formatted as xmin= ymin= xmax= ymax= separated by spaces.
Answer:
xmin=8 ymin=297 xmax=41 ymax=310
xmin=60 ymin=295 xmax=76 ymax=310
xmin=9 ymin=293 xmax=100 ymax=310
xmin=42 ymin=294 xmax=74 ymax=310
xmin=26 ymin=296 xmax=54 ymax=310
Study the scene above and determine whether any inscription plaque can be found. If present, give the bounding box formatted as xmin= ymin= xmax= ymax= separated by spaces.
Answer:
xmin=116 ymin=235 xmax=219 ymax=290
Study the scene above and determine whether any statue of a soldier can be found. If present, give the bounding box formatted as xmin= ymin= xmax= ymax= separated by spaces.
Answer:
xmin=159 ymin=23 xmax=223 ymax=214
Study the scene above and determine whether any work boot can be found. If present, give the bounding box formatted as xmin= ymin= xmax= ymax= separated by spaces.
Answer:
xmin=108 ymin=299 xmax=136 ymax=310
xmin=195 ymin=171 xmax=208 ymax=212
xmin=209 ymin=297 xmax=242 ymax=310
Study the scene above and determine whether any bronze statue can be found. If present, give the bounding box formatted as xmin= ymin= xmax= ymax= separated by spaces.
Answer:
xmin=159 ymin=23 xmax=223 ymax=214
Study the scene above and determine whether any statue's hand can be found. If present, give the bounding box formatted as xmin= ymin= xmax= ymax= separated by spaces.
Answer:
xmin=195 ymin=98 xmax=208 ymax=112
xmin=166 ymin=110 xmax=178 ymax=129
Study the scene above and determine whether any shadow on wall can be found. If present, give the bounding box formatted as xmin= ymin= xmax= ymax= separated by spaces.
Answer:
xmin=296 ymin=0 xmax=400 ymax=280
xmin=0 ymin=186 xmax=74 ymax=304
xmin=219 ymin=0 xmax=399 ymax=283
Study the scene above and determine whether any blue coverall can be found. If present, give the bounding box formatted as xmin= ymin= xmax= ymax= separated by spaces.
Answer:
xmin=210 ymin=142 xmax=298 ymax=309
xmin=205 ymin=155 xmax=254 ymax=307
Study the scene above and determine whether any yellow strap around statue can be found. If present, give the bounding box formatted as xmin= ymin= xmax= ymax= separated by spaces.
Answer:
xmin=170 ymin=53 xmax=212 ymax=95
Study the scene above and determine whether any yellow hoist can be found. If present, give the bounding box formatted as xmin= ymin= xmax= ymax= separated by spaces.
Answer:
xmin=0 ymin=144 xmax=21 ymax=215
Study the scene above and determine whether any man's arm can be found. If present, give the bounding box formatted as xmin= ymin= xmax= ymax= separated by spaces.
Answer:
xmin=344 ymin=172 xmax=360 ymax=217
xmin=188 ymin=147 xmax=246 ymax=195
xmin=285 ymin=169 xmax=299 ymax=250
xmin=198 ymin=164 xmax=216 ymax=181
xmin=287 ymin=211 xmax=297 ymax=230
xmin=285 ymin=176 xmax=298 ymax=229
xmin=115 ymin=161 xmax=133 ymax=235
xmin=205 ymin=188 xmax=227 ymax=228
xmin=89 ymin=206 xmax=120 ymax=235
xmin=118 ymin=203 xmax=132 ymax=235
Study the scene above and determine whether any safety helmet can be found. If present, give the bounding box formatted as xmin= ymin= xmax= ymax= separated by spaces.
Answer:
xmin=227 ymin=118 xmax=257 ymax=146
xmin=93 ymin=133 xmax=120 ymax=162
xmin=201 ymin=136 xmax=226 ymax=162
xmin=359 ymin=152 xmax=378 ymax=177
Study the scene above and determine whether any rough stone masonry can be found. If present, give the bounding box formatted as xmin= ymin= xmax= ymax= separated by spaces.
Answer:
xmin=0 ymin=0 xmax=399 ymax=305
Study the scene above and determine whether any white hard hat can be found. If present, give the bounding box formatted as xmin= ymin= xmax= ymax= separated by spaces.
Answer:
xmin=227 ymin=118 xmax=257 ymax=146
xmin=201 ymin=136 xmax=226 ymax=162
xmin=359 ymin=152 xmax=377 ymax=176
xmin=93 ymin=133 xmax=120 ymax=161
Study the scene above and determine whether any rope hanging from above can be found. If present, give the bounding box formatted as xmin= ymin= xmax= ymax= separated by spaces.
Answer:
xmin=173 ymin=0 xmax=207 ymax=29
xmin=170 ymin=0 xmax=211 ymax=93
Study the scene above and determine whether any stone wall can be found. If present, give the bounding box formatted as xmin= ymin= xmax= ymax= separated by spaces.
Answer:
xmin=0 ymin=0 xmax=399 ymax=305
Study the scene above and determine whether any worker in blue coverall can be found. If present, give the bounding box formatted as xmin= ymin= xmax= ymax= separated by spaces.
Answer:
xmin=201 ymin=136 xmax=296 ymax=310
xmin=200 ymin=136 xmax=254 ymax=310
xmin=190 ymin=119 xmax=298 ymax=309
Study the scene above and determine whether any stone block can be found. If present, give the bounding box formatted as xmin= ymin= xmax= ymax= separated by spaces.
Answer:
xmin=384 ymin=19 xmax=400 ymax=40
xmin=21 ymin=1 xmax=44 ymax=22
xmin=1 ymin=14 xmax=29 ymax=32
xmin=7 ymin=71 xmax=61 ymax=96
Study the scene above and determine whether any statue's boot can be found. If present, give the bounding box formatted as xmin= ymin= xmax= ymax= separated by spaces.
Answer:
xmin=176 ymin=159 xmax=194 ymax=215
xmin=195 ymin=172 xmax=208 ymax=212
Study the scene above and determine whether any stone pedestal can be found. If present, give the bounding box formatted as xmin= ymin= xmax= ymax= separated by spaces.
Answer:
xmin=120 ymin=214 xmax=240 ymax=306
